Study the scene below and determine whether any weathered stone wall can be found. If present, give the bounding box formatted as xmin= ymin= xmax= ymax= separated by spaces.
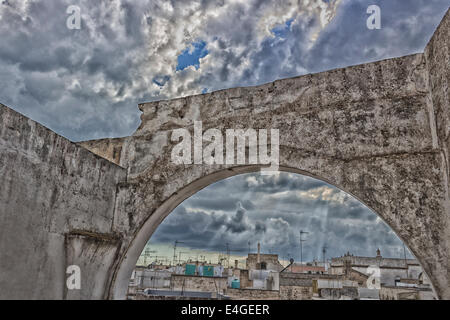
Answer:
xmin=79 ymin=138 xmax=125 ymax=166
xmin=239 ymin=269 xmax=253 ymax=289
xmin=133 ymin=293 xmax=216 ymax=300
xmin=425 ymin=9 xmax=449 ymax=174
xmin=424 ymin=8 xmax=450 ymax=300
xmin=170 ymin=275 xmax=228 ymax=294
xmin=320 ymin=287 xmax=359 ymax=300
xmin=0 ymin=104 xmax=127 ymax=299
xmin=279 ymin=285 xmax=313 ymax=300
xmin=226 ymin=288 xmax=280 ymax=300
xmin=246 ymin=254 xmax=282 ymax=271
xmin=345 ymin=269 xmax=369 ymax=287
xmin=280 ymin=274 xmax=314 ymax=287
xmin=331 ymin=255 xmax=418 ymax=268
xmin=330 ymin=254 xmax=427 ymax=287
xmin=380 ymin=286 xmax=436 ymax=300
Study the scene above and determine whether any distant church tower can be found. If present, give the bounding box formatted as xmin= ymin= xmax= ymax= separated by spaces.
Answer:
xmin=376 ymin=248 xmax=381 ymax=258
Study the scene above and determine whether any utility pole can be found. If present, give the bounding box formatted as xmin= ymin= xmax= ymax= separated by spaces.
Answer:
xmin=322 ymin=245 xmax=327 ymax=265
xmin=149 ymin=255 xmax=162 ymax=265
xmin=299 ymin=230 xmax=309 ymax=267
xmin=226 ymin=243 xmax=230 ymax=268
xmin=173 ymin=240 xmax=185 ymax=266
xmin=143 ymin=247 xmax=156 ymax=266
xmin=287 ymin=253 xmax=292 ymax=272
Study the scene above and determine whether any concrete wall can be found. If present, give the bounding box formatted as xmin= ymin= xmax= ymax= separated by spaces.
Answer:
xmin=279 ymin=273 xmax=317 ymax=287
xmin=332 ymin=255 xmax=418 ymax=268
xmin=279 ymin=286 xmax=313 ymax=300
xmin=424 ymin=9 xmax=450 ymax=300
xmin=320 ymin=287 xmax=359 ymax=300
xmin=239 ymin=269 xmax=253 ymax=289
xmin=0 ymin=104 xmax=127 ymax=299
xmin=132 ymin=269 xmax=171 ymax=289
xmin=279 ymin=272 xmax=352 ymax=299
xmin=350 ymin=266 xmax=405 ymax=287
xmin=346 ymin=269 xmax=368 ymax=287
xmin=380 ymin=286 xmax=435 ymax=300
xmin=170 ymin=274 xmax=228 ymax=294
xmin=246 ymin=254 xmax=283 ymax=271
xmin=331 ymin=255 xmax=426 ymax=287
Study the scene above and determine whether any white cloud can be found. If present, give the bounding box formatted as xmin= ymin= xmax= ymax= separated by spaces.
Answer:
xmin=0 ymin=0 xmax=347 ymax=140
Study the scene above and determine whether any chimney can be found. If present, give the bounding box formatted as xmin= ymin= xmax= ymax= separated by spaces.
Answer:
xmin=257 ymin=242 xmax=261 ymax=263
xmin=376 ymin=248 xmax=381 ymax=258
xmin=235 ymin=260 xmax=239 ymax=269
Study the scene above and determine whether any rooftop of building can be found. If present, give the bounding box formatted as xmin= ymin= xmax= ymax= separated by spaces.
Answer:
xmin=331 ymin=249 xmax=420 ymax=268
xmin=288 ymin=264 xmax=326 ymax=273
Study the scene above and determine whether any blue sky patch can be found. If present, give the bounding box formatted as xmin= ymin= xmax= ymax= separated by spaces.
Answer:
xmin=176 ymin=41 xmax=209 ymax=71
xmin=271 ymin=18 xmax=294 ymax=39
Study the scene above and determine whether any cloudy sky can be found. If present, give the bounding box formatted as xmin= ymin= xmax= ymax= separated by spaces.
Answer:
xmin=1 ymin=1 xmax=448 ymax=265
xmin=146 ymin=172 xmax=411 ymax=266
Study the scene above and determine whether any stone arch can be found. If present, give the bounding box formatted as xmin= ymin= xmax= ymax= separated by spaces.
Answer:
xmin=108 ymin=163 xmax=439 ymax=300
xmin=101 ymin=27 xmax=450 ymax=297
xmin=101 ymin=16 xmax=450 ymax=298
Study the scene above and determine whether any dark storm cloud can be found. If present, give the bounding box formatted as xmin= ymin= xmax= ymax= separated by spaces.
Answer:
xmin=255 ymin=221 xmax=267 ymax=234
xmin=207 ymin=211 xmax=228 ymax=230
xmin=152 ymin=202 xmax=255 ymax=252
xmin=225 ymin=202 xmax=252 ymax=233
xmin=151 ymin=173 xmax=414 ymax=260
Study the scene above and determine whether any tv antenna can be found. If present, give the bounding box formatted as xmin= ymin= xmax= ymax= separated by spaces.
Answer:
xmin=143 ymin=247 xmax=156 ymax=266
xmin=322 ymin=245 xmax=328 ymax=264
xmin=173 ymin=240 xmax=185 ymax=266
